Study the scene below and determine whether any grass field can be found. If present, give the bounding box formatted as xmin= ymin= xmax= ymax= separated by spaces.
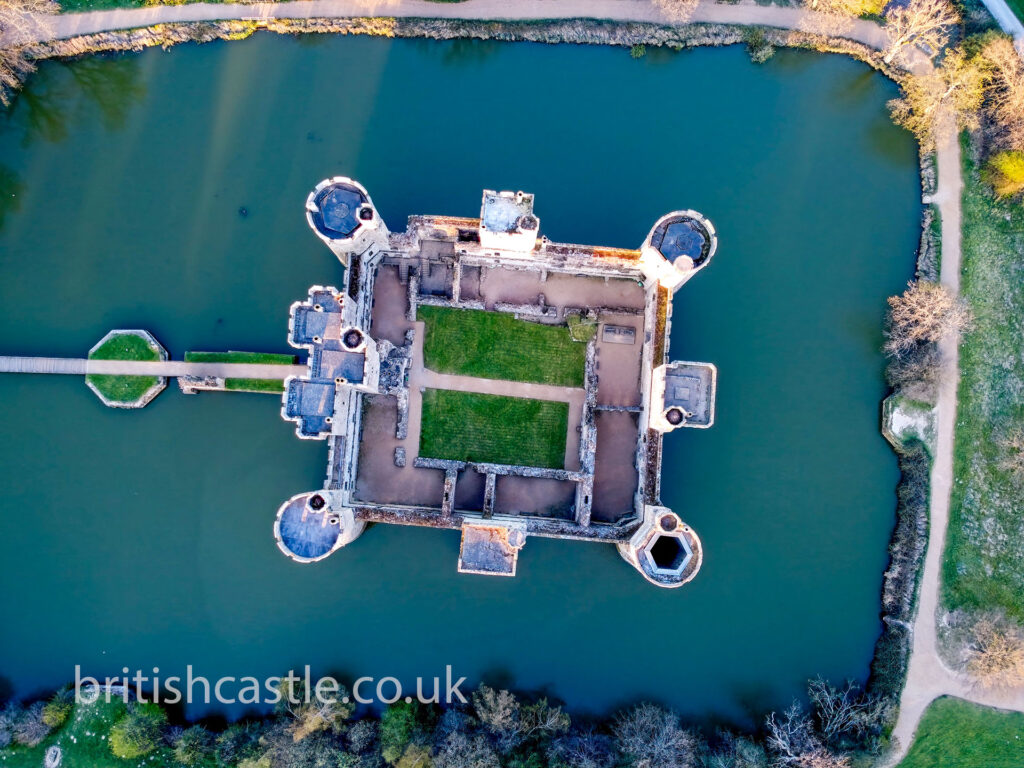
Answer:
xmin=943 ymin=136 xmax=1024 ymax=620
xmin=418 ymin=306 xmax=585 ymax=388
xmin=898 ymin=697 xmax=1024 ymax=768
xmin=85 ymin=332 xmax=160 ymax=404
xmin=419 ymin=389 xmax=568 ymax=468
xmin=0 ymin=698 xmax=173 ymax=768
xmin=224 ymin=378 xmax=285 ymax=393
xmin=185 ymin=351 xmax=296 ymax=364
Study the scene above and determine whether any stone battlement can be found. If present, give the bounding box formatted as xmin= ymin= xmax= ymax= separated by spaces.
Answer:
xmin=273 ymin=179 xmax=719 ymax=588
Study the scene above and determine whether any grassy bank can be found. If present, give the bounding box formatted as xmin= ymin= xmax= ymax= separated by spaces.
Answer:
xmin=85 ymin=332 xmax=160 ymax=403
xmin=419 ymin=389 xmax=568 ymax=468
xmin=898 ymin=697 xmax=1024 ymax=768
xmin=184 ymin=351 xmax=296 ymax=365
xmin=943 ymin=135 xmax=1024 ymax=620
xmin=0 ymin=698 xmax=172 ymax=768
xmin=418 ymin=306 xmax=585 ymax=388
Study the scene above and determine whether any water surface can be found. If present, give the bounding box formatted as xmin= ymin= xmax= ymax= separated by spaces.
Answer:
xmin=0 ymin=35 xmax=919 ymax=726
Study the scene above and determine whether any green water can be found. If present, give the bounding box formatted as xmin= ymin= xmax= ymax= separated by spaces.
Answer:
xmin=0 ymin=35 xmax=919 ymax=726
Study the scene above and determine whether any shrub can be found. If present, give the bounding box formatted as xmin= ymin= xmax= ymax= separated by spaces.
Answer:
xmin=630 ymin=44 xmax=647 ymax=58
xmin=984 ymin=151 xmax=1024 ymax=198
xmin=109 ymin=701 xmax=167 ymax=759
xmin=743 ymin=28 xmax=775 ymax=64
xmin=175 ymin=725 xmax=215 ymax=766
xmin=966 ymin=614 xmax=1024 ymax=688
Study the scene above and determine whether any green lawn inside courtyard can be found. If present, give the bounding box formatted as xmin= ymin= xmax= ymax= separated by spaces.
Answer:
xmin=85 ymin=332 xmax=160 ymax=404
xmin=419 ymin=389 xmax=568 ymax=468
xmin=417 ymin=306 xmax=585 ymax=387
xmin=898 ymin=697 xmax=1024 ymax=768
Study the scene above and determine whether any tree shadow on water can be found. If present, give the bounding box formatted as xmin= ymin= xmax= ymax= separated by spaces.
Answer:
xmin=65 ymin=55 xmax=145 ymax=132
xmin=10 ymin=54 xmax=144 ymax=147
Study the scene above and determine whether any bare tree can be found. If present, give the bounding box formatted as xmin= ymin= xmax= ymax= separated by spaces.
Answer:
xmin=807 ymin=678 xmax=891 ymax=747
xmin=548 ymin=729 xmax=618 ymax=768
xmin=882 ymin=0 xmax=959 ymax=65
xmin=765 ymin=704 xmax=850 ymax=768
xmin=967 ymin=615 xmax=1024 ymax=688
xmin=433 ymin=731 xmax=501 ymax=768
xmin=275 ymin=678 xmax=354 ymax=742
xmin=981 ymin=35 xmax=1024 ymax=149
xmin=884 ymin=280 xmax=971 ymax=356
xmin=889 ymin=47 xmax=989 ymax=145
xmin=471 ymin=685 xmax=520 ymax=750
xmin=13 ymin=702 xmax=50 ymax=748
xmin=613 ymin=703 xmax=699 ymax=768
xmin=653 ymin=0 xmax=699 ymax=24
xmin=1 ymin=0 xmax=57 ymax=106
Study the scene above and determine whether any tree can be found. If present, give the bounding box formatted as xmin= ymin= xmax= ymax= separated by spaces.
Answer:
xmin=547 ymin=729 xmax=618 ymax=768
xmin=765 ymin=703 xmax=850 ymax=767
xmin=433 ymin=731 xmax=500 ymax=768
xmin=806 ymin=678 xmax=890 ymax=750
xmin=883 ymin=0 xmax=959 ymax=65
xmin=276 ymin=676 xmax=355 ymax=742
xmin=613 ymin=703 xmax=699 ymax=768
xmin=981 ymin=35 xmax=1024 ymax=148
xmin=653 ymin=0 xmax=699 ymax=24
xmin=109 ymin=702 xmax=167 ymax=759
xmin=706 ymin=731 xmax=768 ymax=768
xmin=13 ymin=702 xmax=50 ymax=747
xmin=967 ymin=615 xmax=1024 ymax=688
xmin=0 ymin=703 xmax=21 ymax=749
xmin=884 ymin=281 xmax=970 ymax=357
xmin=0 ymin=0 xmax=57 ymax=106
xmin=984 ymin=151 xmax=1024 ymax=198
xmin=40 ymin=689 xmax=73 ymax=729
xmin=173 ymin=725 xmax=215 ymax=766
xmin=380 ymin=701 xmax=419 ymax=765
xmin=215 ymin=722 xmax=265 ymax=767
xmin=888 ymin=47 xmax=990 ymax=145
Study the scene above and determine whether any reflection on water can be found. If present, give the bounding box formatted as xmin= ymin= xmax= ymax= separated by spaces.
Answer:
xmin=2 ymin=54 xmax=143 ymax=147
xmin=67 ymin=57 xmax=145 ymax=131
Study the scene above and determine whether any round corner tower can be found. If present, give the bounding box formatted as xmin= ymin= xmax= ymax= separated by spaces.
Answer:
xmin=305 ymin=177 xmax=389 ymax=267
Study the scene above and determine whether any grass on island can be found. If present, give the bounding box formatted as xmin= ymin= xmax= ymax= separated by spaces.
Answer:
xmin=898 ymin=697 xmax=1024 ymax=768
xmin=85 ymin=332 xmax=160 ymax=404
xmin=943 ymin=135 xmax=1024 ymax=621
xmin=184 ymin=350 xmax=296 ymax=365
xmin=0 ymin=697 xmax=172 ymax=768
xmin=419 ymin=389 xmax=568 ymax=469
xmin=417 ymin=306 xmax=585 ymax=388
xmin=224 ymin=377 xmax=285 ymax=393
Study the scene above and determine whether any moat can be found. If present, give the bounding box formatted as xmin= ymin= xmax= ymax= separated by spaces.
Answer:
xmin=0 ymin=35 xmax=919 ymax=723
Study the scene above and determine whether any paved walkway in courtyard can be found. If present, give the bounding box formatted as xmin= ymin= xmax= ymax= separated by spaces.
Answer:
xmin=0 ymin=355 xmax=307 ymax=379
